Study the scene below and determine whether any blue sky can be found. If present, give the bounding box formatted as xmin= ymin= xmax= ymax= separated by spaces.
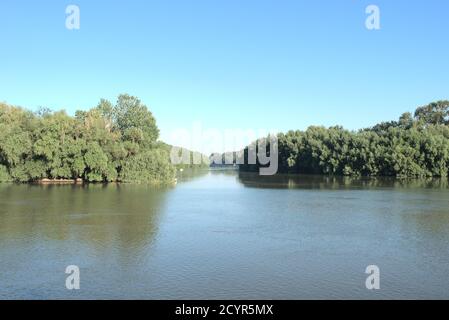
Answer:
xmin=0 ymin=0 xmax=448 ymax=151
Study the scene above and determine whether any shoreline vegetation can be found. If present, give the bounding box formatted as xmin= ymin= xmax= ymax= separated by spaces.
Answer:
xmin=1 ymin=96 xmax=448 ymax=184
xmin=229 ymin=100 xmax=449 ymax=178
xmin=0 ymin=94 xmax=207 ymax=185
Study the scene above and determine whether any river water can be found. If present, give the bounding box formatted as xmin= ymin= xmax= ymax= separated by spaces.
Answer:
xmin=1 ymin=170 xmax=448 ymax=299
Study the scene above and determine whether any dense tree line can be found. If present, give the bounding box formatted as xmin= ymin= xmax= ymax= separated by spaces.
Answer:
xmin=0 ymin=94 xmax=179 ymax=183
xmin=240 ymin=101 xmax=449 ymax=177
xmin=3 ymin=97 xmax=448 ymax=181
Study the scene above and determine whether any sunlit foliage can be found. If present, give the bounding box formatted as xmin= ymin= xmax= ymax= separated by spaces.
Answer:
xmin=240 ymin=101 xmax=449 ymax=177
xmin=0 ymin=94 xmax=175 ymax=183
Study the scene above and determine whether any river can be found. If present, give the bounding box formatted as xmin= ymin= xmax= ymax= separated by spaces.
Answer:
xmin=1 ymin=170 xmax=448 ymax=299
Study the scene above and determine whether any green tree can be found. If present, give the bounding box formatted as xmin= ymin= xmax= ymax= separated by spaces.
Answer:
xmin=0 ymin=95 xmax=176 ymax=184
xmin=113 ymin=94 xmax=159 ymax=146
xmin=414 ymin=100 xmax=449 ymax=125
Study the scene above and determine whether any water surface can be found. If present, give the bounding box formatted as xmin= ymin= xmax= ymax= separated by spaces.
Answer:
xmin=1 ymin=171 xmax=449 ymax=299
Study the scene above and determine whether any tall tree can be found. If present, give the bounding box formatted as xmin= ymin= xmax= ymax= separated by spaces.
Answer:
xmin=414 ymin=100 xmax=449 ymax=125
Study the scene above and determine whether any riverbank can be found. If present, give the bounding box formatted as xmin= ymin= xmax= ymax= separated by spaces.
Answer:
xmin=34 ymin=178 xmax=84 ymax=185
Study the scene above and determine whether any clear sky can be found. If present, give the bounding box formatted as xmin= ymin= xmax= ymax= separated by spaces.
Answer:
xmin=0 ymin=0 xmax=448 ymax=152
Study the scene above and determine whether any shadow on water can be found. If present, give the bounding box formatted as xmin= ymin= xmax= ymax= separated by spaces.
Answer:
xmin=0 ymin=183 xmax=170 ymax=253
xmin=0 ymin=183 xmax=177 ymax=298
xmin=237 ymin=172 xmax=449 ymax=190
